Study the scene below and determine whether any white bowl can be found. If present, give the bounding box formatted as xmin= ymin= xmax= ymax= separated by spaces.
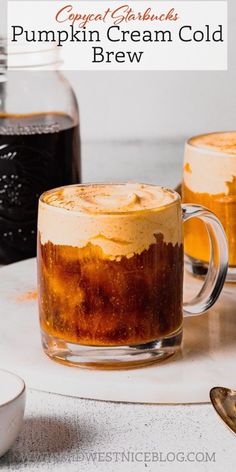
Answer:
xmin=0 ymin=370 xmax=26 ymax=457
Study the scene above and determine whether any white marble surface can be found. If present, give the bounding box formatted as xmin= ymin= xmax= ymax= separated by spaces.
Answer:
xmin=0 ymin=258 xmax=236 ymax=404
xmin=0 ymin=389 xmax=236 ymax=471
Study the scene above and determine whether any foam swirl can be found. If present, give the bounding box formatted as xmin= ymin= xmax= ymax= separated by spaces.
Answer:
xmin=43 ymin=183 xmax=176 ymax=214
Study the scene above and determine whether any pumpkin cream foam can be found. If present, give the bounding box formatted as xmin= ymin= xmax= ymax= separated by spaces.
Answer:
xmin=38 ymin=183 xmax=182 ymax=260
xmin=184 ymin=132 xmax=236 ymax=195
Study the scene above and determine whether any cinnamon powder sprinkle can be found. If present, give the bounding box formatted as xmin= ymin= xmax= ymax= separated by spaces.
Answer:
xmin=16 ymin=290 xmax=38 ymax=302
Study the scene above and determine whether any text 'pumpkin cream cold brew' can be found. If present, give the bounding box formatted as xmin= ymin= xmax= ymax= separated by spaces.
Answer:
xmin=38 ymin=183 xmax=184 ymax=347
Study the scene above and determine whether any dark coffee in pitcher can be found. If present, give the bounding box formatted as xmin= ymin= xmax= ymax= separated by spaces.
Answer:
xmin=0 ymin=113 xmax=81 ymax=263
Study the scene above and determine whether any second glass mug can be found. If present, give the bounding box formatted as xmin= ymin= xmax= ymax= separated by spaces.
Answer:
xmin=182 ymin=132 xmax=236 ymax=282
xmin=37 ymin=183 xmax=228 ymax=369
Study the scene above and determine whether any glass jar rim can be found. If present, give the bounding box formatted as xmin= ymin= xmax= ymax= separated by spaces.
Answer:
xmin=0 ymin=39 xmax=61 ymax=69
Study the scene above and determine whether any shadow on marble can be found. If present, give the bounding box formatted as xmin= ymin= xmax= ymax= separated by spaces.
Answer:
xmin=0 ymin=415 xmax=95 ymax=466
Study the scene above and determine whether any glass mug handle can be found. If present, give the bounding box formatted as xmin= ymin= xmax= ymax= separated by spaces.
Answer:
xmin=182 ymin=204 xmax=228 ymax=316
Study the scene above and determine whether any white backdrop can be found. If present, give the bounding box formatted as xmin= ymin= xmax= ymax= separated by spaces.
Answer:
xmin=64 ymin=0 xmax=236 ymax=142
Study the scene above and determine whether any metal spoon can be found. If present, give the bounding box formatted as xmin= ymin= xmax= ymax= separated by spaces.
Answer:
xmin=210 ymin=387 xmax=236 ymax=435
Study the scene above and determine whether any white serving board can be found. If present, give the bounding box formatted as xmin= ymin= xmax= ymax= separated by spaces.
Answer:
xmin=0 ymin=258 xmax=235 ymax=404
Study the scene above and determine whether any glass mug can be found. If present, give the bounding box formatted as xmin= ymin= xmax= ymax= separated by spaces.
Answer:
xmin=182 ymin=132 xmax=236 ymax=282
xmin=37 ymin=183 xmax=228 ymax=369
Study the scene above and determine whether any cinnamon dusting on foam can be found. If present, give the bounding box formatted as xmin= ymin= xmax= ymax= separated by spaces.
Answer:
xmin=38 ymin=183 xmax=181 ymax=259
xmin=190 ymin=132 xmax=236 ymax=155
xmin=43 ymin=183 xmax=176 ymax=214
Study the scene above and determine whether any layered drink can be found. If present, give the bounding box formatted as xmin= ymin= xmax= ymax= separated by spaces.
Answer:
xmin=37 ymin=183 xmax=183 ymax=364
xmin=182 ymin=132 xmax=236 ymax=268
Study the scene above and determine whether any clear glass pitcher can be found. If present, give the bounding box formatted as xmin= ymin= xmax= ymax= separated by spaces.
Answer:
xmin=0 ymin=41 xmax=81 ymax=263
